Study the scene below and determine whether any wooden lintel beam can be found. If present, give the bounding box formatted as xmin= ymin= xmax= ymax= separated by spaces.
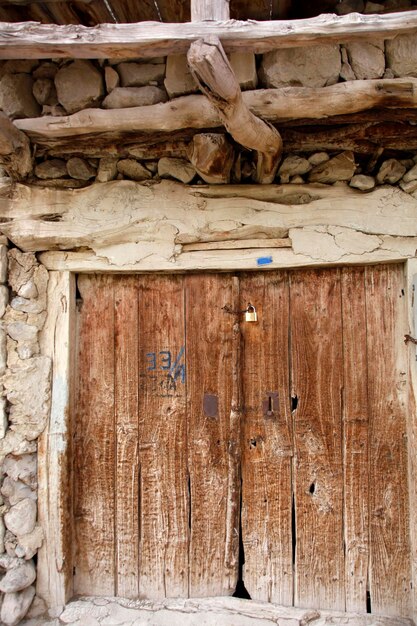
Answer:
xmin=1 ymin=11 xmax=417 ymax=59
xmin=191 ymin=0 xmax=229 ymax=21
xmin=14 ymin=78 xmax=417 ymax=146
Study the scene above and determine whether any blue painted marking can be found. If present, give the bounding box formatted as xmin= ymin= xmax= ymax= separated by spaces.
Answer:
xmin=257 ymin=256 xmax=273 ymax=266
xmin=160 ymin=350 xmax=172 ymax=370
xmin=169 ymin=346 xmax=186 ymax=383
xmin=146 ymin=352 xmax=156 ymax=370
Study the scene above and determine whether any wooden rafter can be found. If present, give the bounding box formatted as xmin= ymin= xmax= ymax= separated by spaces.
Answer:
xmin=1 ymin=11 xmax=417 ymax=58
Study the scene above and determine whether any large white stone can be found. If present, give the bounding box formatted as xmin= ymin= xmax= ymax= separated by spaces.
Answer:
xmin=15 ymin=524 xmax=43 ymax=560
xmin=376 ymin=158 xmax=406 ymax=184
xmin=350 ymin=174 xmax=376 ymax=191
xmin=117 ymin=62 xmax=165 ymax=87
xmin=55 ymin=60 xmax=104 ymax=114
xmin=158 ymin=158 xmax=196 ymax=183
xmin=260 ymin=44 xmax=341 ymax=88
xmin=164 ymin=55 xmax=198 ymax=98
xmin=4 ymin=498 xmax=37 ymax=536
xmin=67 ymin=157 xmax=96 ymax=181
xmin=386 ymin=33 xmax=417 ymax=77
xmin=278 ymin=155 xmax=312 ymax=183
xmin=0 ymin=74 xmax=41 ymax=119
xmin=102 ymin=86 xmax=168 ymax=109
xmin=35 ymin=159 xmax=67 ymax=180
xmin=0 ymin=559 xmax=36 ymax=592
xmin=4 ymin=356 xmax=51 ymax=441
xmin=96 ymin=158 xmax=118 ymax=183
xmin=2 ymin=454 xmax=37 ymax=488
xmin=1 ymin=585 xmax=35 ymax=626
xmin=7 ymin=322 xmax=38 ymax=343
xmin=117 ymin=160 xmax=152 ymax=181
xmin=308 ymin=151 xmax=356 ymax=184
xmin=1 ymin=477 xmax=36 ymax=506
xmin=345 ymin=41 xmax=385 ymax=80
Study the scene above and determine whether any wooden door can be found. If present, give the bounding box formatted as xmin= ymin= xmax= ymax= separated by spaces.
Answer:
xmin=240 ymin=265 xmax=411 ymax=617
xmin=74 ymin=273 xmax=239 ymax=599
xmin=74 ymin=266 xmax=411 ymax=618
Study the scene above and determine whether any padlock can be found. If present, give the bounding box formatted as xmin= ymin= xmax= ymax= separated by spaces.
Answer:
xmin=245 ymin=304 xmax=258 ymax=322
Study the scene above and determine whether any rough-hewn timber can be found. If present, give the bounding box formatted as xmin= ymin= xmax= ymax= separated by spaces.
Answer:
xmin=1 ymin=12 xmax=417 ymax=58
xmin=0 ymin=180 xmax=416 ymax=271
xmin=13 ymin=79 xmax=417 ymax=149
xmin=187 ymin=36 xmax=283 ymax=183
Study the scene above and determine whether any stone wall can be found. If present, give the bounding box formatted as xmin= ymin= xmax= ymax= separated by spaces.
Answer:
xmin=1 ymin=32 xmax=417 ymax=189
xmin=0 ymin=248 xmax=50 ymax=626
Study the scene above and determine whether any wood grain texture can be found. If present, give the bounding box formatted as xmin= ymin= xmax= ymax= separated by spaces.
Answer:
xmin=185 ymin=274 xmax=239 ymax=596
xmin=14 ymin=79 xmax=417 ymax=144
xmin=187 ymin=36 xmax=282 ymax=184
xmin=341 ymin=267 xmax=369 ymax=613
xmin=74 ymin=275 xmax=115 ymax=596
xmin=365 ymin=264 xmax=412 ymax=617
xmin=114 ymin=276 xmax=139 ymax=598
xmin=290 ymin=268 xmax=344 ymax=611
xmin=191 ymin=0 xmax=229 ymax=21
xmin=37 ymin=271 xmax=75 ymax=609
xmin=240 ymin=271 xmax=293 ymax=604
xmin=2 ymin=11 xmax=417 ymax=58
xmin=137 ymin=275 xmax=188 ymax=599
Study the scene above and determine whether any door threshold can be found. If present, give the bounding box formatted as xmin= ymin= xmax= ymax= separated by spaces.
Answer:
xmin=23 ymin=596 xmax=415 ymax=625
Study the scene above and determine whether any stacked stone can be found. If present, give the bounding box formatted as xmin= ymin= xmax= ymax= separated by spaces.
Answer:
xmin=0 ymin=250 xmax=51 ymax=625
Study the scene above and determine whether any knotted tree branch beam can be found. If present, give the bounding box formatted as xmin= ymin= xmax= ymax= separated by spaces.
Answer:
xmin=187 ymin=36 xmax=283 ymax=184
xmin=0 ymin=113 xmax=32 ymax=181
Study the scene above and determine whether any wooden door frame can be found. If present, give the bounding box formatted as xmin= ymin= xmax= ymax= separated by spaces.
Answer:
xmin=37 ymin=261 xmax=417 ymax=620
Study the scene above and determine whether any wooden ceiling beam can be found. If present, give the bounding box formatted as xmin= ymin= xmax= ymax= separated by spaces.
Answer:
xmin=1 ymin=10 xmax=417 ymax=58
xmin=14 ymin=78 xmax=417 ymax=144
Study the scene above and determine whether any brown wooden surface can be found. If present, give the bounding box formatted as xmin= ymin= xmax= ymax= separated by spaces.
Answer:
xmin=290 ymin=268 xmax=344 ymax=610
xmin=114 ymin=276 xmax=139 ymax=598
xmin=365 ymin=265 xmax=412 ymax=617
xmin=137 ymin=275 xmax=188 ymax=598
xmin=73 ymin=267 xmax=411 ymax=616
xmin=74 ymin=275 xmax=116 ymax=596
xmin=341 ymin=267 xmax=369 ymax=613
xmin=186 ymin=274 xmax=240 ymax=596
xmin=240 ymin=272 xmax=293 ymax=604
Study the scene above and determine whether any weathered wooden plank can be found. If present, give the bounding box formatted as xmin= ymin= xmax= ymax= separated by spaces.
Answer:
xmin=38 ymin=244 xmax=417 ymax=274
xmin=182 ymin=238 xmax=291 ymax=251
xmin=290 ymin=268 xmax=344 ymax=610
xmin=341 ymin=267 xmax=369 ymax=613
xmin=14 ymin=79 xmax=417 ymax=143
xmin=37 ymin=271 xmax=75 ymax=609
xmin=137 ymin=275 xmax=188 ymax=598
xmin=2 ymin=12 xmax=417 ymax=58
xmin=185 ymin=273 xmax=239 ymax=596
xmin=365 ymin=264 xmax=412 ymax=617
xmin=191 ymin=0 xmax=229 ymax=21
xmin=114 ymin=276 xmax=139 ymax=598
xmin=240 ymin=271 xmax=293 ymax=604
xmin=3 ymin=182 xmax=417 ymax=270
xmin=74 ymin=275 xmax=115 ymax=596
xmin=405 ymin=259 xmax=417 ymax=619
